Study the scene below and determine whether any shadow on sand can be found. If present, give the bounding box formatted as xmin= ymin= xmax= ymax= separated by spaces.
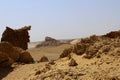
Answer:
xmin=0 ymin=67 xmax=13 ymax=80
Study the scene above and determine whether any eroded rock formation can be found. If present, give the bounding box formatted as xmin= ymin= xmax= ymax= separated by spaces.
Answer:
xmin=0 ymin=26 xmax=34 ymax=67
xmin=1 ymin=26 xmax=31 ymax=50
xmin=60 ymin=33 xmax=120 ymax=59
xmin=103 ymin=30 xmax=120 ymax=38
xmin=0 ymin=42 xmax=34 ymax=67
xmin=0 ymin=51 xmax=14 ymax=67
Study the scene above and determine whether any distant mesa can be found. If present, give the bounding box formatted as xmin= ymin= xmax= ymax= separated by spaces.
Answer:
xmin=45 ymin=36 xmax=57 ymax=42
xmin=36 ymin=36 xmax=70 ymax=48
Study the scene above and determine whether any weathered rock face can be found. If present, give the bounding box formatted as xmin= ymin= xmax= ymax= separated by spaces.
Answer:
xmin=0 ymin=52 xmax=14 ymax=67
xmin=0 ymin=42 xmax=34 ymax=67
xmin=1 ymin=26 xmax=31 ymax=50
xmin=60 ymin=48 xmax=72 ymax=58
xmin=0 ymin=42 xmax=19 ymax=61
xmin=103 ymin=30 xmax=120 ymax=38
xmin=19 ymin=51 xmax=34 ymax=63
xmin=60 ymin=33 xmax=120 ymax=59
xmin=13 ymin=47 xmax=34 ymax=63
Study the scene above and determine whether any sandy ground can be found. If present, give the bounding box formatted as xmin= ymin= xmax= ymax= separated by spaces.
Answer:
xmin=2 ymin=53 xmax=120 ymax=80
xmin=28 ymin=43 xmax=71 ymax=61
xmin=1 ymin=41 xmax=120 ymax=80
xmin=1 ymin=43 xmax=72 ymax=80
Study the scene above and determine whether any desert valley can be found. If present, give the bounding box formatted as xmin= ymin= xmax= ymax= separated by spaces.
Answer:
xmin=0 ymin=26 xmax=120 ymax=80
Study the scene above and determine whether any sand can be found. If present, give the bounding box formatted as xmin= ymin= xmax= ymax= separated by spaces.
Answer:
xmin=28 ymin=44 xmax=71 ymax=61
xmin=1 ymin=40 xmax=120 ymax=80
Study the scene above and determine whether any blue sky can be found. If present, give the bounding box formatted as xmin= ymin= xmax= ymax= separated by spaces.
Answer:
xmin=0 ymin=0 xmax=120 ymax=41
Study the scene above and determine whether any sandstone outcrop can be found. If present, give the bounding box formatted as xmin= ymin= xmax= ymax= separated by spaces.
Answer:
xmin=60 ymin=33 xmax=120 ymax=59
xmin=0 ymin=26 xmax=34 ymax=67
xmin=0 ymin=52 xmax=14 ymax=67
xmin=19 ymin=51 xmax=34 ymax=63
xmin=60 ymin=48 xmax=72 ymax=58
xmin=0 ymin=42 xmax=19 ymax=61
xmin=1 ymin=26 xmax=31 ymax=50
xmin=0 ymin=41 xmax=34 ymax=67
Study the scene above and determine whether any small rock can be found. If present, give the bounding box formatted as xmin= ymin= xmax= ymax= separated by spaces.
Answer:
xmin=35 ymin=70 xmax=41 ymax=75
xmin=106 ymin=61 xmax=111 ymax=64
xmin=45 ymin=64 xmax=51 ymax=70
xmin=96 ymin=54 xmax=101 ymax=58
xmin=39 ymin=56 xmax=49 ymax=62
xmin=48 ymin=60 xmax=55 ymax=65
xmin=69 ymin=58 xmax=78 ymax=66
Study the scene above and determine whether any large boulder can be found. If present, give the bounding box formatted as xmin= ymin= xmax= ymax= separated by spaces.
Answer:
xmin=19 ymin=51 xmax=34 ymax=63
xmin=39 ymin=56 xmax=49 ymax=62
xmin=0 ymin=42 xmax=34 ymax=63
xmin=0 ymin=42 xmax=19 ymax=61
xmin=1 ymin=26 xmax=31 ymax=50
xmin=72 ymin=43 xmax=87 ymax=55
xmin=0 ymin=52 xmax=14 ymax=67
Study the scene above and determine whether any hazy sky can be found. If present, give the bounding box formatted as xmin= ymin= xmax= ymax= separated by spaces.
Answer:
xmin=0 ymin=0 xmax=120 ymax=41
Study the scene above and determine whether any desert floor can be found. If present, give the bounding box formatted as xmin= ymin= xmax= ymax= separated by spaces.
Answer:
xmin=1 ymin=41 xmax=120 ymax=80
xmin=28 ymin=43 xmax=72 ymax=61
xmin=1 ymin=43 xmax=72 ymax=80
